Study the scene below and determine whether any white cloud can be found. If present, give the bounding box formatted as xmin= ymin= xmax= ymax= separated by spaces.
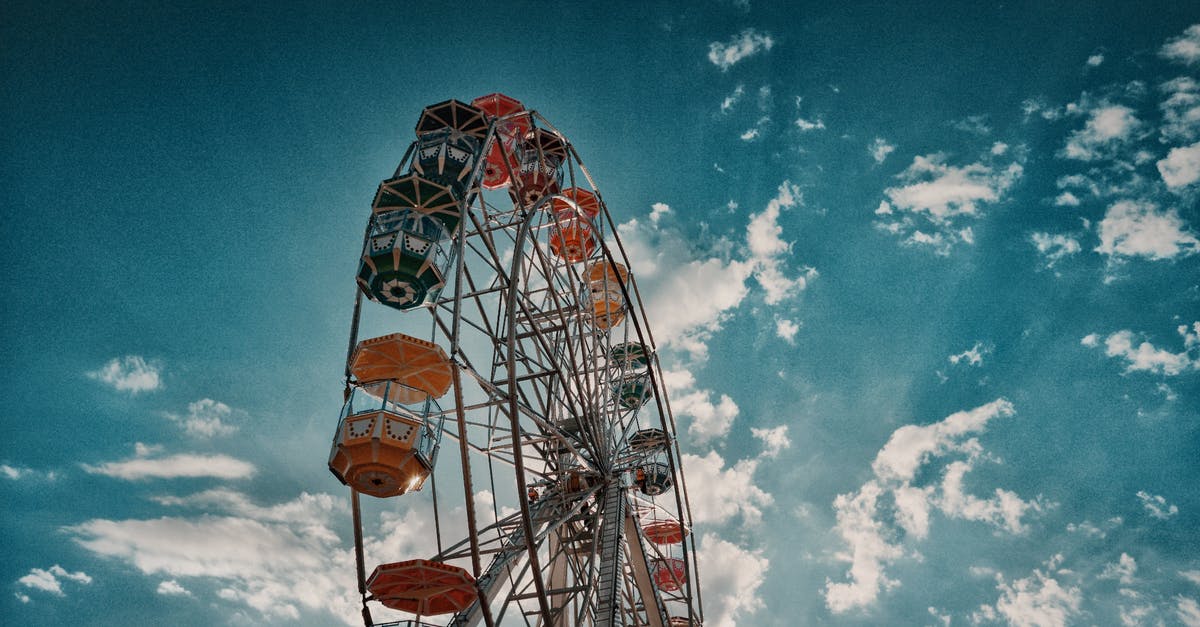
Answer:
xmin=740 ymin=128 xmax=760 ymax=141
xmin=696 ymin=533 xmax=768 ymax=627
xmin=82 ymin=445 xmax=256 ymax=481
xmin=67 ymin=489 xmax=361 ymax=624
xmin=650 ymin=202 xmax=671 ymax=225
xmin=974 ymin=564 xmax=1083 ymax=627
xmin=775 ymin=318 xmax=800 ymax=344
xmin=2 ymin=464 xmax=29 ymax=480
xmin=1159 ymin=77 xmax=1200 ymax=144
xmin=1054 ymin=191 xmax=1081 ymax=207
xmin=870 ymin=137 xmax=896 ymax=164
xmin=747 ymin=181 xmax=817 ymax=304
xmin=1062 ymin=104 xmax=1142 ymax=161
xmin=1030 ymin=232 xmax=1082 ymax=268
xmin=1100 ymin=553 xmax=1138 ymax=585
xmin=1088 ymin=324 xmax=1199 ymax=375
xmin=795 ymin=117 xmax=825 ymax=131
xmin=751 ymin=425 xmax=791 ymax=458
xmin=682 ymin=451 xmax=772 ymax=526
xmin=1182 ymin=570 xmax=1200 ymax=586
xmin=953 ymin=115 xmax=991 ymax=135
xmin=17 ymin=565 xmax=92 ymax=596
xmin=617 ymin=218 xmax=752 ymax=361
xmin=720 ymin=84 xmax=745 ymax=113
xmin=1158 ymin=141 xmax=1200 ymax=188
xmin=1178 ymin=596 xmax=1200 ymax=627
xmin=166 ymin=398 xmax=238 ymax=438
xmin=663 ymin=369 xmax=740 ymax=442
xmin=872 ymin=399 xmax=1014 ymax=483
xmin=708 ymin=29 xmax=775 ymax=71
xmin=878 ymin=153 xmax=1022 ymax=254
xmin=87 ymin=355 xmax=162 ymax=393
xmin=1022 ymin=97 xmax=1064 ymax=121
xmin=156 ymin=579 xmax=191 ymax=596
xmin=1066 ymin=517 xmax=1121 ymax=539
xmin=1087 ymin=53 xmax=1105 ymax=67
xmin=1095 ymin=200 xmax=1200 ymax=260
xmin=1137 ymin=490 xmax=1179 ymax=520
xmin=1160 ymin=24 xmax=1200 ymax=66
xmin=949 ymin=342 xmax=990 ymax=367
xmin=826 ymin=400 xmax=1042 ymax=613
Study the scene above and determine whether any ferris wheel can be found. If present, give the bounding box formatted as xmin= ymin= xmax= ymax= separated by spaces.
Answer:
xmin=327 ymin=94 xmax=703 ymax=627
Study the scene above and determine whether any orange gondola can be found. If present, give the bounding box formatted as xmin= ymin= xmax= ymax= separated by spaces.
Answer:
xmin=367 ymin=559 xmax=476 ymax=615
xmin=550 ymin=187 xmax=601 ymax=220
xmin=349 ymin=333 xmax=453 ymax=404
xmin=549 ymin=215 xmax=597 ymax=262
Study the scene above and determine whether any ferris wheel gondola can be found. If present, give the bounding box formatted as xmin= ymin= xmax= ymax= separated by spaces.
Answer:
xmin=329 ymin=94 xmax=704 ymax=627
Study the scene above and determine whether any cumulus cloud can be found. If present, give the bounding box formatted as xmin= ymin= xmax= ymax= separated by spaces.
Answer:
xmin=663 ymin=369 xmax=740 ymax=442
xmin=751 ymin=425 xmax=791 ymax=458
xmin=870 ymin=137 xmax=896 ymax=164
xmin=1137 ymin=490 xmax=1179 ymax=519
xmin=973 ymin=560 xmax=1083 ymax=627
xmin=825 ymin=400 xmax=1044 ymax=613
xmin=617 ymin=218 xmax=751 ymax=361
xmin=82 ymin=444 xmax=256 ymax=480
xmin=166 ymin=398 xmax=238 ymax=438
xmin=1086 ymin=323 xmax=1200 ymax=375
xmin=17 ymin=565 xmax=92 ymax=597
xmin=649 ymin=202 xmax=671 ymax=225
xmin=775 ymin=318 xmax=800 ymax=343
xmin=708 ymin=29 xmax=775 ymax=71
xmin=1160 ymin=24 xmax=1200 ymax=66
xmin=740 ymin=128 xmax=760 ymax=141
xmin=1095 ymin=200 xmax=1200 ymax=260
xmin=87 ymin=355 xmax=162 ymax=393
xmin=1087 ymin=53 xmax=1105 ymax=68
xmin=1030 ymin=232 xmax=1082 ymax=268
xmin=1158 ymin=141 xmax=1200 ymax=188
xmin=682 ymin=450 xmax=772 ymax=526
xmin=156 ymin=579 xmax=191 ymax=596
xmin=1061 ymin=104 xmax=1142 ymax=161
xmin=795 ymin=116 xmax=825 ymax=131
xmin=696 ymin=533 xmax=768 ymax=627
xmin=876 ymin=153 xmax=1022 ymax=254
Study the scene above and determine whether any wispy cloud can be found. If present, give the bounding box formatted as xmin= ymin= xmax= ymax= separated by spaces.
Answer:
xmin=972 ymin=556 xmax=1082 ymax=626
xmin=1030 ymin=232 xmax=1082 ymax=268
xmin=708 ymin=29 xmax=775 ymax=71
xmin=720 ymin=84 xmax=745 ymax=113
xmin=87 ymin=355 xmax=162 ymax=394
xmin=752 ymin=425 xmax=791 ymax=458
xmin=82 ymin=444 xmax=256 ymax=480
xmin=875 ymin=152 xmax=1022 ymax=254
xmin=165 ymin=398 xmax=239 ymax=438
xmin=949 ymin=341 xmax=991 ymax=367
xmin=1137 ymin=490 xmax=1179 ymax=520
xmin=1159 ymin=77 xmax=1200 ymax=144
xmin=747 ymin=181 xmax=817 ymax=304
xmin=826 ymin=400 xmax=1044 ymax=613
xmin=870 ymin=137 xmax=896 ymax=164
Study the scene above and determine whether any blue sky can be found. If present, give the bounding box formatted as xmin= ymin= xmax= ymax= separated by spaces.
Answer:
xmin=3 ymin=1 xmax=1200 ymax=625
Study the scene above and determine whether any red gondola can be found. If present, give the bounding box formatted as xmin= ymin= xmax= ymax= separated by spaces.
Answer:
xmin=367 ymin=559 xmax=476 ymax=615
